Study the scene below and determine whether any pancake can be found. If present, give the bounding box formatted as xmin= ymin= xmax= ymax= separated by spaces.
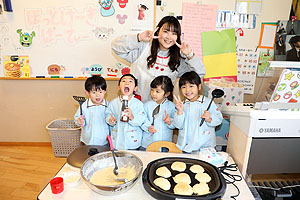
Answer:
xmin=171 ymin=161 xmax=186 ymax=172
xmin=173 ymin=183 xmax=193 ymax=195
xmin=153 ymin=177 xmax=171 ymax=191
xmin=156 ymin=166 xmax=172 ymax=178
xmin=173 ymin=173 xmax=191 ymax=184
xmin=195 ymin=172 xmax=211 ymax=183
xmin=193 ymin=182 xmax=210 ymax=195
xmin=190 ymin=164 xmax=204 ymax=174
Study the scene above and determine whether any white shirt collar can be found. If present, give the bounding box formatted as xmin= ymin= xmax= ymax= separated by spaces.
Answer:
xmin=183 ymin=95 xmax=205 ymax=104
xmin=86 ymin=98 xmax=108 ymax=108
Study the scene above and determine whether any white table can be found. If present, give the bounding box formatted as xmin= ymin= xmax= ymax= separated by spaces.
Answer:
xmin=38 ymin=151 xmax=255 ymax=200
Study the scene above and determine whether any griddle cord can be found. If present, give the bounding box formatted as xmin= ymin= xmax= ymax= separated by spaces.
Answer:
xmin=218 ymin=161 xmax=242 ymax=200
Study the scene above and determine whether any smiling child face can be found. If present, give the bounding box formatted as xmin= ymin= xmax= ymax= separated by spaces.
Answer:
xmin=118 ymin=76 xmax=137 ymax=98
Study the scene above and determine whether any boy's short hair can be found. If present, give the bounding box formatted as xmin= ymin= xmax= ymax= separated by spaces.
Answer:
xmin=118 ymin=74 xmax=138 ymax=87
xmin=179 ymin=71 xmax=201 ymax=87
xmin=85 ymin=75 xmax=107 ymax=92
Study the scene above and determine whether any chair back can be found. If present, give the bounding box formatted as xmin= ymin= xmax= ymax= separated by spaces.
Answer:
xmin=146 ymin=141 xmax=182 ymax=153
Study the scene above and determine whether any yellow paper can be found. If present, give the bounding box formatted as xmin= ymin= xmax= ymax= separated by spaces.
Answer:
xmin=203 ymin=53 xmax=237 ymax=79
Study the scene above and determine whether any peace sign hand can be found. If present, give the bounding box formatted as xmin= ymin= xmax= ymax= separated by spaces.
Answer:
xmin=174 ymin=37 xmax=194 ymax=59
xmin=138 ymin=27 xmax=159 ymax=42
xmin=173 ymin=95 xmax=183 ymax=115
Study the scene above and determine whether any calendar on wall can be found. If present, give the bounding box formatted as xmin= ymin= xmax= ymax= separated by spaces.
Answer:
xmin=236 ymin=48 xmax=259 ymax=94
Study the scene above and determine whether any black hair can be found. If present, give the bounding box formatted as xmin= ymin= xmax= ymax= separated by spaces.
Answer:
xmin=150 ymin=75 xmax=174 ymax=101
xmin=289 ymin=35 xmax=300 ymax=47
xmin=85 ymin=75 xmax=107 ymax=92
xmin=147 ymin=16 xmax=182 ymax=72
xmin=118 ymin=73 xmax=138 ymax=87
xmin=140 ymin=4 xmax=148 ymax=10
xmin=179 ymin=71 xmax=201 ymax=88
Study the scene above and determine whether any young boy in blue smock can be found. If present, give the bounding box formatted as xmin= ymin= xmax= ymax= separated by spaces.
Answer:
xmin=173 ymin=71 xmax=223 ymax=153
xmin=74 ymin=76 xmax=109 ymax=145
xmin=105 ymin=74 xmax=146 ymax=150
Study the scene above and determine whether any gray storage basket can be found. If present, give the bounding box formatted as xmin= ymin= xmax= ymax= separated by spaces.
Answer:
xmin=46 ymin=119 xmax=81 ymax=157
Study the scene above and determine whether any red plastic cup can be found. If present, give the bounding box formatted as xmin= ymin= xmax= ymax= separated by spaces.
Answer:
xmin=50 ymin=177 xmax=64 ymax=194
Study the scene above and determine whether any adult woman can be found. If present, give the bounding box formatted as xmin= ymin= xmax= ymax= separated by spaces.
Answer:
xmin=112 ymin=16 xmax=205 ymax=102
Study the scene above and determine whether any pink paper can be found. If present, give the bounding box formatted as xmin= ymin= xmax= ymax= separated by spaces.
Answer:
xmin=182 ymin=3 xmax=218 ymax=60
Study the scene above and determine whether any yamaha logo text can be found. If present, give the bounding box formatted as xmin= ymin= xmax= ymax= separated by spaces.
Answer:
xmin=259 ymin=128 xmax=281 ymax=133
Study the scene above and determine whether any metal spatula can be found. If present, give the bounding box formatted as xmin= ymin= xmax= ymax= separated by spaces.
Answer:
xmin=73 ymin=96 xmax=86 ymax=127
xmin=151 ymin=105 xmax=160 ymax=125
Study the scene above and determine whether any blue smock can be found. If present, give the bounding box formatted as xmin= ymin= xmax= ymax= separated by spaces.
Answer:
xmin=105 ymin=96 xmax=146 ymax=150
xmin=141 ymin=99 xmax=176 ymax=148
xmin=173 ymin=96 xmax=223 ymax=153
xmin=74 ymin=99 xmax=109 ymax=145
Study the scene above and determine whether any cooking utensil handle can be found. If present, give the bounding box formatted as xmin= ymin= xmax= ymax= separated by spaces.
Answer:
xmin=151 ymin=117 xmax=154 ymax=126
xmin=200 ymin=98 xmax=214 ymax=127
xmin=107 ymin=135 xmax=114 ymax=150
xmin=80 ymin=115 xmax=84 ymax=127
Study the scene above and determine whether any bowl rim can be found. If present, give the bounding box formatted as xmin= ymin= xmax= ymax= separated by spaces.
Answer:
xmin=80 ymin=150 xmax=144 ymax=188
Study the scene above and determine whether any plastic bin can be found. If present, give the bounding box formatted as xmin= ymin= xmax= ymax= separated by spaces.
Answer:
xmin=46 ymin=119 xmax=81 ymax=157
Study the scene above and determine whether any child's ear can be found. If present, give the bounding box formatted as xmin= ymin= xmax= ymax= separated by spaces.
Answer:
xmin=84 ymin=90 xmax=89 ymax=96
xmin=164 ymin=91 xmax=170 ymax=97
xmin=117 ymin=85 xmax=121 ymax=91
xmin=198 ymin=84 xmax=202 ymax=91
xmin=134 ymin=86 xmax=138 ymax=92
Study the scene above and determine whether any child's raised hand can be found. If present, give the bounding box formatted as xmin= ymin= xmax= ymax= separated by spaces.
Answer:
xmin=139 ymin=27 xmax=159 ymax=42
xmin=148 ymin=125 xmax=157 ymax=135
xmin=201 ymin=110 xmax=212 ymax=123
xmin=109 ymin=114 xmax=117 ymax=125
xmin=163 ymin=110 xmax=171 ymax=125
xmin=173 ymin=95 xmax=183 ymax=115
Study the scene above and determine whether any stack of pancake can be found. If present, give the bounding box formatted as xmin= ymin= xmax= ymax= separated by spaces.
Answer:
xmin=4 ymin=63 xmax=21 ymax=78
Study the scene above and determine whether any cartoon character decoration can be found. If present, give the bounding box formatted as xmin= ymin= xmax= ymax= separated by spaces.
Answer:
xmin=16 ymin=29 xmax=35 ymax=47
xmin=117 ymin=0 xmax=128 ymax=8
xmin=116 ymin=14 xmax=127 ymax=24
xmin=138 ymin=4 xmax=148 ymax=20
xmin=98 ymin=0 xmax=115 ymax=17
xmin=93 ymin=27 xmax=114 ymax=40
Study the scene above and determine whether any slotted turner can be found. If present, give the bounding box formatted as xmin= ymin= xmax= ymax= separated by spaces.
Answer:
xmin=73 ymin=96 xmax=86 ymax=127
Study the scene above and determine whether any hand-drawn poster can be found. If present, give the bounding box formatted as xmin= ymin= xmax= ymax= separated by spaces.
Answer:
xmin=236 ymin=48 xmax=259 ymax=94
xmin=181 ymin=3 xmax=218 ymax=60
xmin=0 ymin=0 xmax=154 ymax=78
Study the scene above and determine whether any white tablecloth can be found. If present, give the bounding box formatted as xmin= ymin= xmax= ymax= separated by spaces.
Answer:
xmin=38 ymin=151 xmax=255 ymax=200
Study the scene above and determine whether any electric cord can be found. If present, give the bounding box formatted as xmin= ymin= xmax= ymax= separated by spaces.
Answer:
xmin=249 ymin=184 xmax=300 ymax=190
xmin=218 ymin=161 xmax=243 ymax=200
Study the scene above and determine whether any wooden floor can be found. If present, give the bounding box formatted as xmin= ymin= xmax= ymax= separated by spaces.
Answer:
xmin=0 ymin=146 xmax=65 ymax=200
xmin=1 ymin=145 xmax=300 ymax=200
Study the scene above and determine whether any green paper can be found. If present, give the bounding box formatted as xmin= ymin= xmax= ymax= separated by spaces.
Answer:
xmin=202 ymin=29 xmax=236 ymax=56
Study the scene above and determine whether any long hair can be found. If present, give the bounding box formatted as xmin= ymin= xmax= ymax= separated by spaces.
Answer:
xmin=147 ymin=16 xmax=182 ymax=72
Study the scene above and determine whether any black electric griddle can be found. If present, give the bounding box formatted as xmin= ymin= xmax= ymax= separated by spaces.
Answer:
xmin=142 ymin=157 xmax=226 ymax=200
